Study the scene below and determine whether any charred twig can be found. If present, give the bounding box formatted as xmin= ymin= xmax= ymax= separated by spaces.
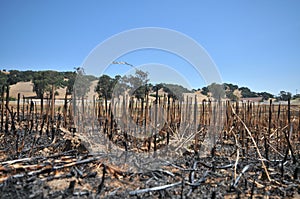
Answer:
xmin=185 ymin=170 xmax=209 ymax=187
xmin=197 ymin=161 xmax=233 ymax=170
xmin=283 ymin=126 xmax=297 ymax=164
xmin=97 ymin=164 xmax=106 ymax=194
xmin=187 ymin=161 xmax=198 ymax=196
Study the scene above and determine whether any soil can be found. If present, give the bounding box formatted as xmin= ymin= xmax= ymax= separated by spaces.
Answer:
xmin=1 ymin=124 xmax=299 ymax=199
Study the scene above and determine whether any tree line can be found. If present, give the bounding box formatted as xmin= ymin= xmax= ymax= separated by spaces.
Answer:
xmin=0 ymin=69 xmax=192 ymax=103
xmin=0 ymin=69 xmax=298 ymax=103
xmin=198 ymin=83 xmax=298 ymax=101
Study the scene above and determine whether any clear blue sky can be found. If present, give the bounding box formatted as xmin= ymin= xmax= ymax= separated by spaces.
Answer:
xmin=0 ymin=0 xmax=299 ymax=95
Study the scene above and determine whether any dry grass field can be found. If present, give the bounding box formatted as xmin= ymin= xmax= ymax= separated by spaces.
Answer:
xmin=0 ymin=88 xmax=300 ymax=198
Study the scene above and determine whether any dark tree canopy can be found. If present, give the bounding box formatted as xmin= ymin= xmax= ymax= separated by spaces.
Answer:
xmin=201 ymin=86 xmax=209 ymax=96
xmin=32 ymin=71 xmax=66 ymax=98
xmin=223 ymin=83 xmax=238 ymax=91
xmin=239 ymin=87 xmax=258 ymax=98
xmin=122 ymin=70 xmax=149 ymax=100
xmin=0 ymin=72 xmax=8 ymax=95
xmin=95 ymin=75 xmax=115 ymax=100
xmin=293 ymin=94 xmax=300 ymax=100
xmin=63 ymin=72 xmax=77 ymax=95
xmin=278 ymin=91 xmax=292 ymax=101
xmin=161 ymin=83 xmax=191 ymax=100
xmin=258 ymin=92 xmax=274 ymax=100
xmin=73 ymin=68 xmax=91 ymax=98
xmin=198 ymin=83 xmax=275 ymax=101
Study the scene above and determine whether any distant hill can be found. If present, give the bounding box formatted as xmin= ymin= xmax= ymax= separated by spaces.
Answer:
xmin=1 ymin=69 xmax=298 ymax=102
xmin=1 ymin=70 xmax=79 ymax=99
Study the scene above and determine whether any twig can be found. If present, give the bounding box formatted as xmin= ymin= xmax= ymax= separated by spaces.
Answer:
xmin=0 ymin=150 xmax=78 ymax=166
xmin=25 ymin=157 xmax=100 ymax=176
xmin=129 ymin=181 xmax=182 ymax=195
xmin=154 ymin=169 xmax=175 ymax=177
xmin=267 ymin=142 xmax=284 ymax=158
xmin=232 ymin=164 xmax=251 ymax=188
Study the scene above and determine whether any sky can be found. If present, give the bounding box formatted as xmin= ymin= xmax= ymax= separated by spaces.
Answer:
xmin=0 ymin=0 xmax=299 ymax=95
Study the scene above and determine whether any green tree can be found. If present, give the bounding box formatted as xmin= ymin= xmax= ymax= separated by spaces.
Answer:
xmin=32 ymin=71 xmax=66 ymax=115
xmin=226 ymin=91 xmax=238 ymax=101
xmin=292 ymin=94 xmax=300 ymax=100
xmin=73 ymin=68 xmax=91 ymax=98
xmin=63 ymin=71 xmax=77 ymax=95
xmin=161 ymin=83 xmax=191 ymax=101
xmin=0 ymin=72 xmax=8 ymax=98
xmin=257 ymin=92 xmax=274 ymax=100
xmin=201 ymin=86 xmax=209 ymax=96
xmin=32 ymin=71 xmax=65 ymax=98
xmin=32 ymin=72 xmax=47 ymax=99
xmin=95 ymin=74 xmax=121 ymax=115
xmin=95 ymin=75 xmax=115 ymax=100
xmin=122 ymin=69 xmax=149 ymax=100
xmin=0 ymin=70 xmax=23 ymax=101
xmin=223 ymin=83 xmax=238 ymax=91
xmin=278 ymin=91 xmax=291 ymax=101
xmin=111 ymin=75 xmax=127 ymax=97
xmin=239 ymin=87 xmax=258 ymax=98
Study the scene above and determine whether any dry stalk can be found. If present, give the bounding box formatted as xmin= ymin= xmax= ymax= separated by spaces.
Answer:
xmin=174 ymin=127 xmax=204 ymax=152
xmin=230 ymin=103 xmax=272 ymax=182
xmin=232 ymin=132 xmax=240 ymax=181
xmin=267 ymin=142 xmax=284 ymax=158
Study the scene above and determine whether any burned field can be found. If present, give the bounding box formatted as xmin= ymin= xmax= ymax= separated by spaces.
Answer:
xmin=0 ymin=94 xmax=300 ymax=198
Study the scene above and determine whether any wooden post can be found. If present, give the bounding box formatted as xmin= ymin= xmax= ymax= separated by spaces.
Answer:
xmin=81 ymin=95 xmax=85 ymax=126
xmin=144 ymin=92 xmax=149 ymax=134
xmin=17 ymin=93 xmax=20 ymax=122
xmin=201 ymin=99 xmax=205 ymax=126
xmin=194 ymin=95 xmax=198 ymax=154
xmin=40 ymin=93 xmax=44 ymax=118
xmin=72 ymin=90 xmax=76 ymax=127
xmin=166 ymin=95 xmax=170 ymax=145
xmin=51 ymin=85 xmax=55 ymax=122
xmin=92 ymin=95 xmax=95 ymax=132
xmin=153 ymin=87 xmax=159 ymax=153
xmin=5 ymin=84 xmax=10 ymax=134
xmin=1 ymin=85 xmax=4 ymax=132
xmin=265 ymin=100 xmax=272 ymax=162
xmin=63 ymin=92 xmax=68 ymax=127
